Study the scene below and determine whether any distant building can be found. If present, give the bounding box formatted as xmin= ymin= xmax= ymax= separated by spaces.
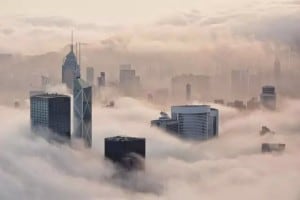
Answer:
xmin=186 ymin=83 xmax=191 ymax=101
xmin=260 ymin=85 xmax=276 ymax=110
xmin=274 ymin=57 xmax=281 ymax=89
xmin=62 ymin=41 xmax=80 ymax=90
xmin=171 ymin=74 xmax=210 ymax=101
xmin=214 ymin=99 xmax=224 ymax=105
xmin=29 ymin=90 xmax=45 ymax=97
xmin=231 ymin=69 xmax=249 ymax=100
xmin=73 ymin=78 xmax=92 ymax=147
xmin=227 ymin=100 xmax=246 ymax=110
xmin=105 ymin=136 xmax=146 ymax=170
xmin=152 ymin=105 xmax=219 ymax=140
xmin=119 ymin=64 xmax=141 ymax=96
xmin=247 ymin=97 xmax=260 ymax=110
xmin=97 ymin=72 xmax=106 ymax=87
xmin=261 ymin=143 xmax=285 ymax=153
xmin=86 ymin=67 xmax=94 ymax=85
xmin=30 ymin=93 xmax=71 ymax=140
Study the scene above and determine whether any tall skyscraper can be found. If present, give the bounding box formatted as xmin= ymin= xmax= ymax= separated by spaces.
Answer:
xmin=62 ymin=36 xmax=80 ymax=90
xmin=86 ymin=67 xmax=94 ymax=85
xmin=119 ymin=64 xmax=141 ymax=96
xmin=105 ymin=136 xmax=146 ymax=170
xmin=152 ymin=105 xmax=219 ymax=140
xmin=260 ymin=85 xmax=276 ymax=110
xmin=30 ymin=93 xmax=71 ymax=140
xmin=73 ymin=78 xmax=92 ymax=147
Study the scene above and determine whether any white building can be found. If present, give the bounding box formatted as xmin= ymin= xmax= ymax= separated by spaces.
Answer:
xmin=170 ymin=105 xmax=219 ymax=140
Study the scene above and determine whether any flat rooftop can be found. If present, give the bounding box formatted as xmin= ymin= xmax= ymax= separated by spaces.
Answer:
xmin=105 ymin=136 xmax=145 ymax=142
xmin=31 ymin=93 xmax=70 ymax=99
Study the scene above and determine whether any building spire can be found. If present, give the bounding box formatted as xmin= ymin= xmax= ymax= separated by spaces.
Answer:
xmin=71 ymin=31 xmax=74 ymax=52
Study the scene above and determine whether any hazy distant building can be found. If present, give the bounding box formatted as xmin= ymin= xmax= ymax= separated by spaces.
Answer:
xmin=171 ymin=74 xmax=210 ymax=101
xmin=73 ymin=78 xmax=92 ymax=147
xmin=97 ymin=72 xmax=106 ymax=87
xmin=152 ymin=105 xmax=219 ymax=140
xmin=30 ymin=93 xmax=71 ymax=140
xmin=227 ymin=100 xmax=246 ymax=110
xmin=86 ymin=67 xmax=94 ymax=85
xmin=274 ymin=57 xmax=281 ymax=89
xmin=231 ymin=69 xmax=249 ymax=100
xmin=62 ymin=43 xmax=80 ymax=90
xmin=186 ymin=83 xmax=191 ymax=101
xmin=260 ymin=85 xmax=276 ymax=110
xmin=119 ymin=64 xmax=141 ymax=96
xmin=29 ymin=90 xmax=45 ymax=97
xmin=105 ymin=136 xmax=146 ymax=170
xmin=261 ymin=143 xmax=285 ymax=153
xmin=247 ymin=97 xmax=260 ymax=110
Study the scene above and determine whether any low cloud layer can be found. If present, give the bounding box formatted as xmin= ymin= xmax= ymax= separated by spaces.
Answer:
xmin=0 ymin=97 xmax=300 ymax=199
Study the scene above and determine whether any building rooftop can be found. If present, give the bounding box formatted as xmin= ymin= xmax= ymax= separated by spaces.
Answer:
xmin=105 ymin=136 xmax=145 ymax=142
xmin=31 ymin=93 xmax=70 ymax=99
xmin=75 ymin=78 xmax=91 ymax=88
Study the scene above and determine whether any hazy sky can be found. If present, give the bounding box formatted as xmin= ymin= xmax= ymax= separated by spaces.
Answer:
xmin=0 ymin=0 xmax=299 ymax=54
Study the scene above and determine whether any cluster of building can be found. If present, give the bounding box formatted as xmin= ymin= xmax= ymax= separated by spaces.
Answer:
xmin=30 ymin=37 xmax=146 ymax=170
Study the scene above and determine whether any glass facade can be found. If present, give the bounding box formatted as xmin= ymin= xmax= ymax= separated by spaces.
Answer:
xmin=30 ymin=94 xmax=71 ymax=139
xmin=73 ymin=78 xmax=92 ymax=147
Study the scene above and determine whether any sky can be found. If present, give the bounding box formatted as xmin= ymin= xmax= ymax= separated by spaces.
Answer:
xmin=0 ymin=0 xmax=300 ymax=54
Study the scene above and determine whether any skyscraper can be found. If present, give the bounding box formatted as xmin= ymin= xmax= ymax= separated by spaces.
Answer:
xmin=86 ymin=67 xmax=94 ymax=85
xmin=97 ymin=72 xmax=106 ymax=87
xmin=231 ymin=69 xmax=249 ymax=100
xmin=186 ymin=83 xmax=191 ymax=101
xmin=73 ymin=78 xmax=92 ymax=147
xmin=152 ymin=105 xmax=219 ymax=140
xmin=274 ymin=57 xmax=281 ymax=88
xmin=30 ymin=93 xmax=71 ymax=140
xmin=260 ymin=85 xmax=276 ymax=110
xmin=62 ymin=36 xmax=80 ymax=90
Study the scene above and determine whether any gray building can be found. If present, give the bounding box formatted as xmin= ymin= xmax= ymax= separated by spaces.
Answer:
xmin=86 ymin=67 xmax=94 ymax=85
xmin=73 ymin=78 xmax=92 ymax=147
xmin=152 ymin=105 xmax=219 ymax=140
xmin=62 ymin=43 xmax=80 ymax=90
xmin=119 ymin=64 xmax=141 ymax=96
xmin=97 ymin=72 xmax=106 ymax=87
xmin=260 ymin=85 xmax=276 ymax=110
xmin=30 ymin=93 xmax=71 ymax=139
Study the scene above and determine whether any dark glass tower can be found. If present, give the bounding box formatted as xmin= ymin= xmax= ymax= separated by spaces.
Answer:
xmin=73 ymin=78 xmax=92 ymax=147
xmin=30 ymin=94 xmax=71 ymax=139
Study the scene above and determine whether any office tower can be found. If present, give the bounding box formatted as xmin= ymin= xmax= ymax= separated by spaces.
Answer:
xmin=97 ymin=72 xmax=106 ymax=87
xmin=260 ymin=85 xmax=276 ymax=110
xmin=186 ymin=83 xmax=191 ymax=101
xmin=41 ymin=75 xmax=49 ymax=90
xmin=171 ymin=74 xmax=210 ymax=102
xmin=62 ymin=36 xmax=80 ymax=90
xmin=231 ymin=69 xmax=249 ymax=100
xmin=119 ymin=64 xmax=141 ymax=96
xmin=30 ymin=93 xmax=71 ymax=139
xmin=105 ymin=136 xmax=146 ymax=170
xmin=86 ymin=67 xmax=94 ymax=85
xmin=152 ymin=105 xmax=219 ymax=140
xmin=73 ymin=78 xmax=92 ymax=147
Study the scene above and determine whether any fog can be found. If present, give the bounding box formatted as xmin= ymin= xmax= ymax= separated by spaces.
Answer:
xmin=0 ymin=96 xmax=300 ymax=199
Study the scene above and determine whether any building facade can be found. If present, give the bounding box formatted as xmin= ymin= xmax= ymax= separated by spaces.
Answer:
xmin=73 ymin=78 xmax=92 ymax=147
xmin=152 ymin=105 xmax=219 ymax=140
xmin=30 ymin=93 xmax=71 ymax=139
xmin=119 ymin=64 xmax=141 ymax=96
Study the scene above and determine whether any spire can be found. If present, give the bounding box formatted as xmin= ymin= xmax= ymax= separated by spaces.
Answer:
xmin=71 ymin=31 xmax=74 ymax=52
